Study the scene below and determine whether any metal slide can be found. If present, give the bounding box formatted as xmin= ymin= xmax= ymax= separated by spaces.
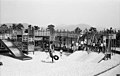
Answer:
xmin=0 ymin=39 xmax=32 ymax=60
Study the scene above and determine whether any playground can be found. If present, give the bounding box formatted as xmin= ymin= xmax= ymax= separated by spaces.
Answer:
xmin=0 ymin=25 xmax=120 ymax=76
xmin=0 ymin=37 xmax=120 ymax=76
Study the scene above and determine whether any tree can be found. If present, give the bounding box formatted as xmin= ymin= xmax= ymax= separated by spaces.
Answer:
xmin=7 ymin=26 xmax=12 ymax=34
xmin=0 ymin=27 xmax=2 ymax=34
xmin=47 ymin=24 xmax=55 ymax=35
xmin=89 ymin=27 xmax=97 ymax=33
xmin=28 ymin=25 xmax=32 ymax=30
xmin=88 ymin=27 xmax=97 ymax=40
xmin=17 ymin=23 xmax=24 ymax=30
xmin=12 ymin=23 xmax=17 ymax=30
xmin=47 ymin=24 xmax=55 ymax=41
xmin=82 ymin=28 xmax=89 ymax=37
xmin=25 ymin=29 xmax=28 ymax=33
xmin=106 ymin=27 xmax=115 ymax=34
xmin=116 ymin=30 xmax=120 ymax=47
xmin=34 ymin=26 xmax=40 ymax=30
xmin=74 ymin=27 xmax=82 ymax=34
xmin=0 ymin=24 xmax=8 ymax=34
xmin=28 ymin=25 xmax=34 ymax=36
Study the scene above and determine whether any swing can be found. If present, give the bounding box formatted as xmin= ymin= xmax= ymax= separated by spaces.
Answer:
xmin=49 ymin=50 xmax=59 ymax=60
xmin=53 ymin=55 xmax=59 ymax=60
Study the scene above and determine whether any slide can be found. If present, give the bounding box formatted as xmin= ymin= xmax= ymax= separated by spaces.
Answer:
xmin=0 ymin=39 xmax=32 ymax=60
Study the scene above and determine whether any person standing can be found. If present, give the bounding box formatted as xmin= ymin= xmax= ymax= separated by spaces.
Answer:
xmin=76 ymin=42 xmax=79 ymax=51
xmin=49 ymin=41 xmax=54 ymax=63
xmin=60 ymin=49 xmax=63 ymax=57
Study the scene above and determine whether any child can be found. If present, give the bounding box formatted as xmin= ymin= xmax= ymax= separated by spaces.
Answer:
xmin=45 ymin=49 xmax=49 ymax=59
xmin=49 ymin=41 xmax=54 ymax=63
xmin=60 ymin=49 xmax=63 ymax=57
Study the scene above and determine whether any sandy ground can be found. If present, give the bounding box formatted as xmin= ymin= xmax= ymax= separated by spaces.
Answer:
xmin=0 ymin=51 xmax=120 ymax=76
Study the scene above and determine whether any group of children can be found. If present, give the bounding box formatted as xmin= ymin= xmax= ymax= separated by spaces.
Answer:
xmin=69 ymin=40 xmax=108 ymax=54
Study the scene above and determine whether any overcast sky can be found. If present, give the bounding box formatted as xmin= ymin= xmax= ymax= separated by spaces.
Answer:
xmin=0 ymin=0 xmax=120 ymax=28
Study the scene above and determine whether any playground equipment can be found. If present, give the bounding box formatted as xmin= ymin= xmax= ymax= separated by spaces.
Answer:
xmin=79 ymin=28 xmax=117 ymax=63
xmin=0 ymin=39 xmax=32 ymax=60
xmin=52 ymin=54 xmax=59 ymax=60
xmin=53 ymin=55 xmax=59 ymax=60
xmin=98 ymin=28 xmax=117 ymax=62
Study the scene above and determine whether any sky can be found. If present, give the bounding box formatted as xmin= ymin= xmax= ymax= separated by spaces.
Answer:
xmin=0 ymin=0 xmax=120 ymax=28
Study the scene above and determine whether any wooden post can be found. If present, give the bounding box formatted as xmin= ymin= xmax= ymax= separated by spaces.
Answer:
xmin=33 ymin=27 xmax=35 ymax=54
xmin=22 ymin=29 xmax=23 ymax=52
